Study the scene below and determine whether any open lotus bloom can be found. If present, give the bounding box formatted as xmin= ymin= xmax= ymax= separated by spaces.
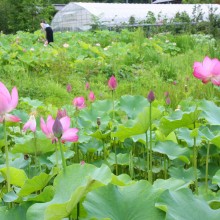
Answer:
xmin=193 ymin=56 xmax=220 ymax=86
xmin=40 ymin=115 xmax=79 ymax=143
xmin=73 ymin=96 xmax=86 ymax=109
xmin=0 ymin=82 xmax=20 ymax=123
xmin=23 ymin=115 xmax=36 ymax=132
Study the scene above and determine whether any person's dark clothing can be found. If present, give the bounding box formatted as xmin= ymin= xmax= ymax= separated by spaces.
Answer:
xmin=45 ymin=27 xmax=53 ymax=43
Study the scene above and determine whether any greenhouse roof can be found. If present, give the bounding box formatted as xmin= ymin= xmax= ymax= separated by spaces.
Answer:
xmin=51 ymin=3 xmax=220 ymax=31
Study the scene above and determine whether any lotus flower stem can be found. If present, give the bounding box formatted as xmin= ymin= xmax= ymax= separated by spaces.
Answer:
xmin=145 ymin=131 xmax=149 ymax=180
xmin=111 ymin=90 xmax=118 ymax=175
xmin=58 ymin=139 xmax=66 ymax=172
xmin=55 ymin=142 xmax=59 ymax=170
xmin=33 ymin=132 xmax=39 ymax=174
xmin=114 ymin=140 xmax=118 ymax=175
xmin=3 ymin=120 xmax=10 ymax=192
xmin=205 ymin=141 xmax=210 ymax=193
xmin=148 ymin=103 xmax=153 ymax=184
xmin=193 ymin=128 xmax=198 ymax=194
xmin=164 ymin=155 xmax=167 ymax=179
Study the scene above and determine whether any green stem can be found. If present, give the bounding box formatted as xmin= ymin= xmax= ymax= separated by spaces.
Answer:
xmin=77 ymin=202 xmax=80 ymax=220
xmin=55 ymin=142 xmax=59 ymax=170
xmin=193 ymin=135 xmax=198 ymax=195
xmin=205 ymin=141 xmax=210 ymax=193
xmin=145 ymin=130 xmax=149 ymax=180
xmin=33 ymin=132 xmax=39 ymax=174
xmin=148 ymin=103 xmax=153 ymax=184
xmin=114 ymin=139 xmax=118 ymax=175
xmin=112 ymin=90 xmax=115 ymax=121
xmin=164 ymin=155 xmax=167 ymax=179
xmin=3 ymin=120 xmax=10 ymax=192
xmin=58 ymin=139 xmax=66 ymax=172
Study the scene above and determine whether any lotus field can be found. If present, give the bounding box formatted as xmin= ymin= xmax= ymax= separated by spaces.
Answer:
xmin=1 ymin=29 xmax=220 ymax=220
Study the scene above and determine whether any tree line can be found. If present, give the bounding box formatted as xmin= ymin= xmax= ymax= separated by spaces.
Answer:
xmin=0 ymin=0 xmax=219 ymax=34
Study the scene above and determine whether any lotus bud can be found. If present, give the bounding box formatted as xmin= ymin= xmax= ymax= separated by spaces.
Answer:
xmin=97 ymin=117 xmax=101 ymax=127
xmin=147 ymin=90 xmax=155 ymax=103
xmin=52 ymin=118 xmax=63 ymax=139
xmin=108 ymin=75 xmax=117 ymax=90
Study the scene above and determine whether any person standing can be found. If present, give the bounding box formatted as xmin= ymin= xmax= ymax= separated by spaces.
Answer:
xmin=40 ymin=20 xmax=54 ymax=45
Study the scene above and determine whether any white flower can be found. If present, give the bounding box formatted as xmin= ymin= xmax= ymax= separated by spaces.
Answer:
xmin=173 ymin=43 xmax=176 ymax=46
xmin=30 ymin=48 xmax=35 ymax=51
xmin=63 ymin=43 xmax=69 ymax=48
xmin=165 ymin=40 xmax=169 ymax=43
xmin=95 ymin=43 xmax=100 ymax=46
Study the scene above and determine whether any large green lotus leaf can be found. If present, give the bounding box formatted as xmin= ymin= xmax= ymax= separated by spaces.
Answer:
xmin=107 ymin=153 xmax=129 ymax=166
xmin=211 ymin=136 xmax=220 ymax=148
xmin=20 ymin=97 xmax=43 ymax=108
xmin=89 ymin=129 xmax=111 ymax=141
xmin=26 ymin=186 xmax=55 ymax=202
xmin=212 ymin=169 xmax=220 ymax=187
xmin=118 ymin=95 xmax=149 ymax=119
xmin=156 ymin=188 xmax=220 ymax=220
xmin=176 ymin=128 xmax=194 ymax=147
xmin=131 ymin=133 xmax=146 ymax=144
xmin=79 ymin=138 xmax=103 ymax=154
xmin=0 ymin=167 xmax=28 ymax=187
xmin=111 ymin=173 xmax=134 ymax=186
xmin=199 ymin=99 xmax=220 ymax=125
xmin=169 ymin=167 xmax=200 ymax=184
xmin=77 ymin=107 xmax=110 ymax=129
xmin=112 ymin=107 xmax=162 ymax=141
xmin=197 ymin=126 xmax=220 ymax=148
xmin=154 ymin=141 xmax=190 ymax=164
xmin=0 ymin=203 xmax=31 ymax=220
xmin=26 ymin=164 xmax=112 ymax=220
xmin=153 ymin=178 xmax=190 ymax=191
xmin=12 ymin=137 xmax=55 ymax=155
xmin=91 ymin=100 xmax=114 ymax=112
xmin=155 ymin=130 xmax=178 ymax=143
xmin=83 ymin=180 xmax=165 ymax=220
xmin=160 ymin=107 xmax=201 ymax=136
xmin=18 ymin=172 xmax=55 ymax=197
xmin=48 ymin=149 xmax=74 ymax=166
xmin=3 ymin=190 xmax=19 ymax=202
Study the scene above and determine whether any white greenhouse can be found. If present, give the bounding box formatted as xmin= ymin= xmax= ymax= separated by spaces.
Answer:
xmin=51 ymin=3 xmax=220 ymax=32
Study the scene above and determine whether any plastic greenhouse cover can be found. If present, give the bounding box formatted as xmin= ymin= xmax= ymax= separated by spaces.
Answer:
xmin=60 ymin=3 xmax=220 ymax=22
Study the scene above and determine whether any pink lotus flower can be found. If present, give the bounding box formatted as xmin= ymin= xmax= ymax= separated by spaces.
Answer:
xmin=40 ymin=115 xmax=78 ymax=143
xmin=85 ymin=82 xmax=90 ymax=90
xmin=108 ymin=75 xmax=117 ymax=90
xmin=73 ymin=97 xmax=86 ymax=110
xmin=193 ymin=56 xmax=220 ymax=86
xmin=0 ymin=82 xmax=20 ymax=123
xmin=88 ymin=91 xmax=95 ymax=102
xmin=23 ymin=115 xmax=36 ymax=132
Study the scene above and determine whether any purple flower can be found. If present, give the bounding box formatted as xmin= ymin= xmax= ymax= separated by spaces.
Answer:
xmin=52 ymin=118 xmax=63 ymax=138
xmin=66 ymin=84 xmax=72 ymax=93
xmin=166 ymin=97 xmax=171 ymax=105
xmin=147 ymin=90 xmax=155 ymax=103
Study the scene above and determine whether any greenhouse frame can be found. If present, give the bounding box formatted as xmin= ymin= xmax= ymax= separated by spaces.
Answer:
xmin=51 ymin=3 xmax=220 ymax=32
